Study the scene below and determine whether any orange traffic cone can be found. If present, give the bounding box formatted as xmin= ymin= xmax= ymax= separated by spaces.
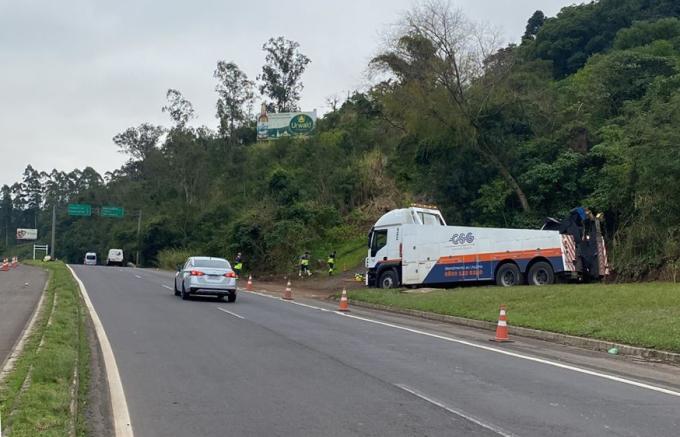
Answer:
xmin=11 ymin=256 xmax=17 ymax=268
xmin=246 ymin=275 xmax=253 ymax=291
xmin=491 ymin=304 xmax=512 ymax=342
xmin=282 ymin=280 xmax=293 ymax=300
xmin=1 ymin=259 xmax=8 ymax=272
xmin=338 ymin=288 xmax=350 ymax=312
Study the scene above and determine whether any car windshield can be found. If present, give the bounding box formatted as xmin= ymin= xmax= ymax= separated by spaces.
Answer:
xmin=193 ymin=259 xmax=230 ymax=269
xmin=86 ymin=255 xmax=95 ymax=259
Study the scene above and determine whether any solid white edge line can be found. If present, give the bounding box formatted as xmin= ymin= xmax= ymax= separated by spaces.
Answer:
xmin=134 ymin=275 xmax=142 ymax=279
xmin=161 ymin=285 xmax=173 ymax=290
xmin=217 ymin=307 xmax=245 ymax=319
xmin=67 ymin=265 xmax=134 ymax=437
xmin=245 ymin=290 xmax=680 ymax=397
xmin=396 ymin=384 xmax=515 ymax=437
xmin=335 ymin=312 xmax=680 ymax=398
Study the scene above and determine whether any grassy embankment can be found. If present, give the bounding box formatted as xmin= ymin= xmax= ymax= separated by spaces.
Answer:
xmin=349 ymin=282 xmax=680 ymax=353
xmin=0 ymin=261 xmax=89 ymax=437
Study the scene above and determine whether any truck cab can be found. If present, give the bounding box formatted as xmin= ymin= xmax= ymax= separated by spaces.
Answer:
xmin=366 ymin=206 xmax=445 ymax=288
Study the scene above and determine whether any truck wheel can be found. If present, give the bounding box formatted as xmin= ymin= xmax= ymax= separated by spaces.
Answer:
xmin=495 ymin=263 xmax=522 ymax=287
xmin=379 ymin=270 xmax=398 ymax=289
xmin=528 ymin=262 xmax=555 ymax=286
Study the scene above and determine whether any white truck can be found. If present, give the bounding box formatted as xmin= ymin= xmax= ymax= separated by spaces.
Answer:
xmin=365 ymin=205 xmax=609 ymax=288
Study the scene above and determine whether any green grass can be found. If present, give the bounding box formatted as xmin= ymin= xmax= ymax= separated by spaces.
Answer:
xmin=313 ymin=236 xmax=367 ymax=274
xmin=0 ymin=261 xmax=89 ymax=437
xmin=349 ymin=282 xmax=680 ymax=353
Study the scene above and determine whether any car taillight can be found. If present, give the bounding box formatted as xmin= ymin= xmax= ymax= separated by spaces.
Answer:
xmin=224 ymin=272 xmax=237 ymax=278
xmin=190 ymin=270 xmax=204 ymax=276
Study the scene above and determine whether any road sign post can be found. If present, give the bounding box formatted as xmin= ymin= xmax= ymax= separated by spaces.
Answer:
xmin=101 ymin=206 xmax=125 ymax=218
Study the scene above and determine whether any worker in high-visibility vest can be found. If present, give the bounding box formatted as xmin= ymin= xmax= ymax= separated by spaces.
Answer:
xmin=327 ymin=251 xmax=336 ymax=276
xmin=299 ymin=251 xmax=311 ymax=277
xmin=233 ymin=252 xmax=243 ymax=277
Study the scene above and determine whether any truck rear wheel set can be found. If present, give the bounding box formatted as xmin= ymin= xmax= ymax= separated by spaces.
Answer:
xmin=527 ymin=261 xmax=555 ymax=286
xmin=495 ymin=261 xmax=555 ymax=287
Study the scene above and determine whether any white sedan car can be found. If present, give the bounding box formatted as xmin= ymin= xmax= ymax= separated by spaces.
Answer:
xmin=174 ymin=257 xmax=237 ymax=302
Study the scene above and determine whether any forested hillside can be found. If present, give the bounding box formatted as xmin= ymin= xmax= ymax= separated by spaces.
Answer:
xmin=2 ymin=0 xmax=680 ymax=280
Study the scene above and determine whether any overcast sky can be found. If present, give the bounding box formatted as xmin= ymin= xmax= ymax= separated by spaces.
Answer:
xmin=0 ymin=0 xmax=576 ymax=187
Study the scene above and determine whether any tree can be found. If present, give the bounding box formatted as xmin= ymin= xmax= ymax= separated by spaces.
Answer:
xmin=162 ymin=89 xmax=195 ymax=128
xmin=258 ymin=37 xmax=311 ymax=112
xmin=214 ymin=61 xmax=255 ymax=140
xmin=113 ymin=123 xmax=165 ymax=161
xmin=22 ymin=165 xmax=43 ymax=227
xmin=523 ymin=10 xmax=545 ymax=41
xmin=371 ymin=0 xmax=531 ymax=211
xmin=0 ymin=185 xmax=13 ymax=249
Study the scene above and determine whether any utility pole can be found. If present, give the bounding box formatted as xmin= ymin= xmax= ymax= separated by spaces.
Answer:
xmin=50 ymin=204 xmax=56 ymax=258
xmin=136 ymin=210 xmax=142 ymax=266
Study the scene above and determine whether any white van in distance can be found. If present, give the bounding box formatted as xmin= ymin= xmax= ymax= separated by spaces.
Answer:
xmin=84 ymin=252 xmax=97 ymax=265
xmin=106 ymin=249 xmax=124 ymax=266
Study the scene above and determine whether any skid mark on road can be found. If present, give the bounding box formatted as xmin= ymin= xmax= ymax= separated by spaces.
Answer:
xmin=395 ymin=384 xmax=516 ymax=437
xmin=217 ymin=307 xmax=245 ymax=319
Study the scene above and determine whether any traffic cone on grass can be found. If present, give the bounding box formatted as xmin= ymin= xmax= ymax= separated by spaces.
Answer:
xmin=283 ymin=280 xmax=293 ymax=300
xmin=338 ymin=288 xmax=350 ymax=312
xmin=491 ymin=305 xmax=512 ymax=343
xmin=246 ymin=275 xmax=253 ymax=291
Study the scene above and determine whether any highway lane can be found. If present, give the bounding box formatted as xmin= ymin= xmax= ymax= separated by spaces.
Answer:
xmin=71 ymin=265 xmax=680 ymax=436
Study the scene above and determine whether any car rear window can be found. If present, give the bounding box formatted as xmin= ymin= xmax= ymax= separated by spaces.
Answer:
xmin=194 ymin=259 xmax=230 ymax=269
xmin=86 ymin=254 xmax=96 ymax=259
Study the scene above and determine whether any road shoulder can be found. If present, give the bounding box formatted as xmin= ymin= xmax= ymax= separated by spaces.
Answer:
xmin=0 ymin=264 xmax=47 ymax=375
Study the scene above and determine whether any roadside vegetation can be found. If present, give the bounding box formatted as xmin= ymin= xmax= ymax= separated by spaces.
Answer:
xmin=0 ymin=261 xmax=89 ymax=436
xmin=349 ymin=282 xmax=680 ymax=352
xmin=2 ymin=0 xmax=680 ymax=280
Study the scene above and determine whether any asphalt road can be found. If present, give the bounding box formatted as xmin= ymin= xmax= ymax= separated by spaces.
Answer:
xmin=71 ymin=265 xmax=680 ymax=437
xmin=0 ymin=263 xmax=46 ymax=367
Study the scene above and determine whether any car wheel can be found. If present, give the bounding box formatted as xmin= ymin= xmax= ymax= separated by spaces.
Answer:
xmin=495 ymin=263 xmax=522 ymax=287
xmin=181 ymin=283 xmax=190 ymax=300
xmin=528 ymin=261 xmax=555 ymax=286
xmin=173 ymin=280 xmax=180 ymax=296
xmin=227 ymin=292 xmax=236 ymax=303
xmin=217 ymin=295 xmax=225 ymax=302
xmin=378 ymin=270 xmax=398 ymax=289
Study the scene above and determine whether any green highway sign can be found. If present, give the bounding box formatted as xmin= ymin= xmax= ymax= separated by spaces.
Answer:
xmin=101 ymin=206 xmax=125 ymax=218
xmin=68 ymin=203 xmax=92 ymax=217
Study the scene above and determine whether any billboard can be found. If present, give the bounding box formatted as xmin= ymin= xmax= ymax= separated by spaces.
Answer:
xmin=257 ymin=104 xmax=317 ymax=140
xmin=16 ymin=228 xmax=38 ymax=240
